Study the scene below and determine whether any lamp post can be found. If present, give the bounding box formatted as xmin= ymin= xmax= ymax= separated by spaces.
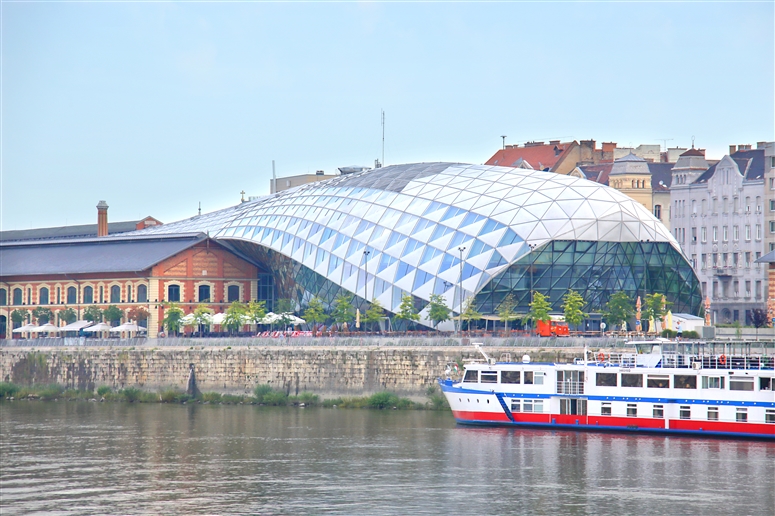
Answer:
xmin=362 ymin=250 xmax=370 ymax=331
xmin=528 ymin=243 xmax=536 ymax=333
xmin=458 ymin=246 xmax=466 ymax=336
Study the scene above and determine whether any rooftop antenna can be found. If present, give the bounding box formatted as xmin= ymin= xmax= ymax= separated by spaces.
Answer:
xmin=691 ymin=135 xmax=695 ymax=149
xmin=656 ymin=138 xmax=673 ymax=151
xmin=198 ymin=202 xmax=201 ymax=216
xmin=381 ymin=110 xmax=385 ymax=167
xmin=272 ymin=160 xmax=277 ymax=194
xmin=501 ymin=135 xmax=507 ymax=149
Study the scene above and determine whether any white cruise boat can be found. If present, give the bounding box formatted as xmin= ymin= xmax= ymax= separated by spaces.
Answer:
xmin=438 ymin=341 xmax=775 ymax=439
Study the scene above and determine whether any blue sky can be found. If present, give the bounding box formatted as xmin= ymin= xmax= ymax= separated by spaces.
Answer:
xmin=2 ymin=1 xmax=773 ymax=230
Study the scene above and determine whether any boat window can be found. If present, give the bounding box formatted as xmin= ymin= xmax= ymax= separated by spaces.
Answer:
xmin=736 ymin=408 xmax=748 ymax=422
xmin=653 ymin=405 xmax=664 ymax=419
xmin=601 ymin=402 xmax=612 ymax=416
xmin=701 ymin=376 xmax=724 ymax=389
xmin=647 ymin=375 xmax=670 ymax=389
xmin=480 ymin=371 xmax=497 ymax=384
xmin=635 ymin=344 xmax=651 ymax=354
xmin=760 ymin=377 xmax=772 ymax=391
xmin=621 ymin=374 xmax=643 ymax=388
xmin=674 ymin=375 xmax=697 ymax=389
xmin=522 ymin=399 xmax=543 ymax=413
xmin=463 ymin=370 xmax=478 ymax=383
xmin=729 ymin=377 xmax=754 ymax=391
xmin=501 ymin=371 xmax=521 ymax=384
xmin=534 ymin=400 xmax=543 ymax=413
xmin=596 ymin=373 xmax=617 ymax=387
xmin=627 ymin=403 xmax=637 ymax=417
xmin=679 ymin=406 xmax=691 ymax=419
xmin=707 ymin=407 xmax=719 ymax=421
xmin=534 ymin=372 xmax=545 ymax=385
xmin=510 ymin=400 xmax=521 ymax=412
xmin=766 ymin=410 xmax=775 ymax=424
xmin=524 ymin=371 xmax=534 ymax=384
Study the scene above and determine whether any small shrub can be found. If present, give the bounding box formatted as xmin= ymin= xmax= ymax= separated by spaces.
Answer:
xmin=159 ymin=388 xmax=187 ymax=403
xmin=201 ymin=392 xmax=223 ymax=403
xmin=0 ymin=382 xmax=19 ymax=399
xmin=38 ymin=384 xmax=65 ymax=400
xmin=683 ymin=330 xmax=699 ymax=339
xmin=121 ymin=387 xmax=141 ymax=402
xmin=262 ymin=391 xmax=289 ymax=406
xmin=661 ymin=329 xmax=677 ymax=338
xmin=221 ymin=394 xmax=243 ymax=404
xmin=296 ymin=392 xmax=319 ymax=405
xmin=97 ymin=386 xmax=112 ymax=397
xmin=137 ymin=391 xmax=158 ymax=403
xmin=428 ymin=394 xmax=449 ymax=410
xmin=321 ymin=397 xmax=343 ymax=408
xmin=253 ymin=384 xmax=273 ymax=403
xmin=367 ymin=391 xmax=399 ymax=410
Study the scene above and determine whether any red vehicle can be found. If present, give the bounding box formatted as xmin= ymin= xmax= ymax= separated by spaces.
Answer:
xmin=536 ymin=319 xmax=569 ymax=337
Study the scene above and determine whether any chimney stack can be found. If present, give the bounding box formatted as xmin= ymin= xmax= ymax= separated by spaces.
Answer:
xmin=97 ymin=200 xmax=109 ymax=237
xmin=729 ymin=145 xmax=737 ymax=155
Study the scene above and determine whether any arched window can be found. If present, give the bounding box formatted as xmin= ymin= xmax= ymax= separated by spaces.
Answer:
xmin=39 ymin=287 xmax=49 ymax=305
xmin=110 ymin=285 xmax=121 ymax=303
xmin=127 ymin=285 xmax=133 ymax=302
xmin=198 ymin=285 xmax=211 ymax=302
xmin=13 ymin=288 xmax=22 ymax=305
xmin=167 ymin=284 xmax=181 ymax=302
xmin=653 ymin=205 xmax=662 ymax=219
xmin=67 ymin=287 xmax=77 ymax=304
xmin=137 ymin=284 xmax=148 ymax=303
xmin=0 ymin=288 xmax=6 ymax=306
xmin=99 ymin=286 xmax=104 ymax=304
xmin=83 ymin=286 xmax=94 ymax=304
xmin=227 ymin=285 xmax=240 ymax=303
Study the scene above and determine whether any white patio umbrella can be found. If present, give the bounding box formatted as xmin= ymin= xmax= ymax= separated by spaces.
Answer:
xmin=179 ymin=314 xmax=196 ymax=326
xmin=258 ymin=312 xmax=281 ymax=324
xmin=286 ymin=314 xmax=306 ymax=325
xmin=12 ymin=323 xmax=38 ymax=333
xmin=211 ymin=312 xmax=227 ymax=325
xmin=30 ymin=323 xmax=59 ymax=333
xmin=82 ymin=322 xmax=113 ymax=332
xmin=60 ymin=320 xmax=94 ymax=332
xmin=110 ymin=322 xmax=142 ymax=332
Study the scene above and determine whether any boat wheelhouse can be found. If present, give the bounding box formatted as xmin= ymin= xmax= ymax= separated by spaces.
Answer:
xmin=439 ymin=341 xmax=775 ymax=439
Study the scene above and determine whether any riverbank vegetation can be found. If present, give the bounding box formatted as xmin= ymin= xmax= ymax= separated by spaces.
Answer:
xmin=0 ymin=381 xmax=449 ymax=411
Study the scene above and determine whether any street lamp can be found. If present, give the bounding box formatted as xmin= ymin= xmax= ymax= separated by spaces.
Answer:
xmin=362 ymin=250 xmax=371 ymax=302
xmin=458 ymin=246 xmax=466 ymax=336
xmin=528 ymin=243 xmax=536 ymax=333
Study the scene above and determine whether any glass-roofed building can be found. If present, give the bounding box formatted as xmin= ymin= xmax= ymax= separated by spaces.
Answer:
xmin=141 ymin=162 xmax=702 ymax=330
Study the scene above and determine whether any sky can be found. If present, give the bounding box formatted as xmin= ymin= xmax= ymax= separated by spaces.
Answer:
xmin=1 ymin=1 xmax=773 ymax=231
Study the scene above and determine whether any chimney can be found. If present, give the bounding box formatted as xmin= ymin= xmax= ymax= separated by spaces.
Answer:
xmin=601 ymin=142 xmax=616 ymax=162
xmin=729 ymin=145 xmax=737 ymax=155
xmin=97 ymin=200 xmax=109 ymax=237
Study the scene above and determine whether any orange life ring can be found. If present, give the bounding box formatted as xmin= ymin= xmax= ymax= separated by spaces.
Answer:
xmin=597 ymin=352 xmax=605 ymax=362
xmin=719 ymin=354 xmax=727 ymax=366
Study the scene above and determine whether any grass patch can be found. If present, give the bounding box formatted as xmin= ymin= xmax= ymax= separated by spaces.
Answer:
xmin=200 ymin=392 xmax=223 ymax=403
xmin=159 ymin=388 xmax=190 ymax=403
xmin=97 ymin=386 xmax=112 ymax=397
xmin=0 ymin=382 xmax=19 ymax=399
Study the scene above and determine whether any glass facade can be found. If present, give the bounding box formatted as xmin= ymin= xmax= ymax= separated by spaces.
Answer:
xmin=139 ymin=163 xmax=701 ymax=328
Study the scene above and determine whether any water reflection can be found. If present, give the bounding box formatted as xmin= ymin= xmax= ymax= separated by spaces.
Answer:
xmin=1 ymin=402 xmax=773 ymax=515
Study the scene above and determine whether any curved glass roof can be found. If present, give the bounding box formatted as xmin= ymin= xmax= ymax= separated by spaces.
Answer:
xmin=184 ymin=163 xmax=688 ymax=315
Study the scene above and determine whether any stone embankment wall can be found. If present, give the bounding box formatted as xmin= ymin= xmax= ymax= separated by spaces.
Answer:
xmin=0 ymin=346 xmax=585 ymax=397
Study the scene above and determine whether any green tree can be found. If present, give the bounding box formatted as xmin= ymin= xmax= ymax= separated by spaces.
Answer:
xmin=162 ymin=303 xmax=185 ymax=335
xmin=102 ymin=305 xmax=124 ymax=325
xmin=496 ymin=293 xmax=518 ymax=332
xmin=603 ymin=292 xmax=634 ymax=332
xmin=58 ymin=307 xmax=77 ymax=325
xmin=10 ymin=308 xmax=29 ymax=325
xmin=643 ymin=293 xmax=671 ymax=333
xmin=275 ymin=298 xmax=295 ymax=329
xmin=461 ymin=297 xmax=482 ymax=331
xmin=362 ymin=299 xmax=385 ymax=332
xmin=223 ymin=301 xmax=246 ymax=334
xmin=83 ymin=306 xmax=103 ymax=323
xmin=426 ymin=294 xmax=451 ymax=330
xmin=246 ymin=300 xmax=267 ymax=327
xmin=303 ymin=297 xmax=326 ymax=335
xmin=331 ymin=294 xmax=355 ymax=329
xmin=561 ymin=290 xmax=587 ymax=330
xmin=191 ymin=304 xmax=213 ymax=333
xmin=32 ymin=307 xmax=54 ymax=325
xmin=524 ymin=292 xmax=551 ymax=329
xmin=394 ymin=293 xmax=420 ymax=331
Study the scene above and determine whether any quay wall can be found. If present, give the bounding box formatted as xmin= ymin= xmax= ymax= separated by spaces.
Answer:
xmin=0 ymin=344 xmax=589 ymax=397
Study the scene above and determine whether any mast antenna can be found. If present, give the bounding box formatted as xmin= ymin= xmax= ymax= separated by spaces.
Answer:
xmin=381 ymin=110 xmax=385 ymax=167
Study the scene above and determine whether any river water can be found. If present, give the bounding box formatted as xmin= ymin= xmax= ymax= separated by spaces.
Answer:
xmin=1 ymin=401 xmax=773 ymax=515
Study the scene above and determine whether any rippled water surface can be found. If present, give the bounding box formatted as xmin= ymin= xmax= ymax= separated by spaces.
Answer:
xmin=2 ymin=401 xmax=774 ymax=515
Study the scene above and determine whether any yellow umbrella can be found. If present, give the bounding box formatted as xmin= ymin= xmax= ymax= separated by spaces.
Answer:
xmin=665 ymin=310 xmax=673 ymax=331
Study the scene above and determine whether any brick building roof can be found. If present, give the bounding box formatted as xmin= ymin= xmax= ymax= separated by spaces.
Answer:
xmin=485 ymin=141 xmax=575 ymax=171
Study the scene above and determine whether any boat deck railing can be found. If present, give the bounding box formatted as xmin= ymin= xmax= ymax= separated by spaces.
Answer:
xmin=594 ymin=352 xmax=774 ymax=370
